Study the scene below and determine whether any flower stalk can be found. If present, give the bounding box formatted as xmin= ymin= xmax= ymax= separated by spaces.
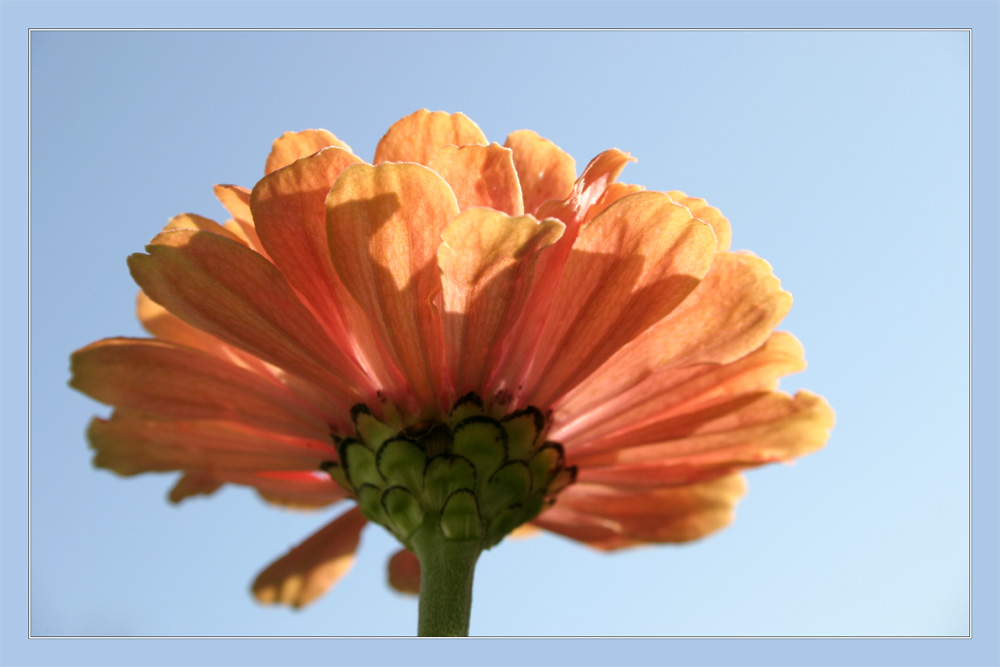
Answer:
xmin=410 ymin=523 xmax=482 ymax=636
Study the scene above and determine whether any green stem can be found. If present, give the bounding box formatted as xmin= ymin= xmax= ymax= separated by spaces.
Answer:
xmin=410 ymin=524 xmax=482 ymax=637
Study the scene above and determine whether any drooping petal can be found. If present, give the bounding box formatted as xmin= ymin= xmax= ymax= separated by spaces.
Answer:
xmin=524 ymin=191 xmax=718 ymax=408
xmin=128 ymin=228 xmax=372 ymax=410
xmin=70 ymin=338 xmax=330 ymax=439
xmin=427 ymin=143 xmax=523 ymax=215
xmin=533 ymin=475 xmax=746 ymax=549
xmin=503 ymin=129 xmax=576 ymax=215
xmin=326 ymin=162 xmax=459 ymax=414
xmin=553 ymin=253 xmax=793 ymax=434
xmin=555 ymin=332 xmax=807 ymax=449
xmin=373 ymin=109 xmax=487 ymax=165
xmin=438 ymin=210 xmax=564 ymax=396
xmin=168 ymin=471 xmax=224 ymax=504
xmin=572 ymin=390 xmax=834 ymax=488
xmin=253 ymin=507 xmax=367 ymax=608
xmin=265 ymin=129 xmax=353 ymax=175
xmin=89 ymin=415 xmax=336 ymax=476
xmin=387 ymin=548 xmax=421 ymax=595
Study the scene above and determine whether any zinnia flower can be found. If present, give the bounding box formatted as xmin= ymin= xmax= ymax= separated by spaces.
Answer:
xmin=70 ymin=109 xmax=834 ymax=636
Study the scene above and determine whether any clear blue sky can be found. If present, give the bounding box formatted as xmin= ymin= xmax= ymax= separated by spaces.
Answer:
xmin=29 ymin=27 xmax=969 ymax=638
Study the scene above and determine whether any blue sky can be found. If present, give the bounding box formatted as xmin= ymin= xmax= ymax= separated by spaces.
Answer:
xmin=28 ymin=27 xmax=969 ymax=640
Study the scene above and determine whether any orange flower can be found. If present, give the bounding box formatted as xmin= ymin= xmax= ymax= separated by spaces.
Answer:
xmin=71 ymin=109 xmax=833 ymax=615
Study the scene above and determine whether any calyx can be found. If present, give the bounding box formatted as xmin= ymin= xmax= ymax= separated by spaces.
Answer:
xmin=322 ymin=393 xmax=576 ymax=550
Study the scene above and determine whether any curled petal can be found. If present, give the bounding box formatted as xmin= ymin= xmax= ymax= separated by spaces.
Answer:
xmin=534 ymin=475 xmax=747 ymax=549
xmin=526 ymin=191 xmax=717 ymax=407
xmin=438 ymin=209 xmax=564 ymax=396
xmin=535 ymin=148 xmax=636 ymax=233
xmin=253 ymin=507 xmax=367 ymax=608
xmin=70 ymin=338 xmax=329 ymax=439
xmin=128 ymin=228 xmax=371 ymax=410
xmin=387 ymin=548 xmax=421 ymax=595
xmin=326 ymin=162 xmax=459 ymax=414
xmin=427 ymin=143 xmax=524 ymax=215
xmin=572 ymin=391 xmax=835 ymax=488
xmin=373 ymin=109 xmax=487 ymax=165
xmin=265 ymin=129 xmax=353 ymax=175
xmin=503 ymin=129 xmax=576 ymax=215
xmin=89 ymin=415 xmax=336 ymax=476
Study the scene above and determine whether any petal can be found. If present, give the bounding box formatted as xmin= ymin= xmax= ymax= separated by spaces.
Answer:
xmin=387 ymin=548 xmax=421 ymax=595
xmin=253 ymin=507 xmax=367 ymax=608
xmin=667 ymin=191 xmax=732 ymax=253
xmin=572 ymin=390 xmax=834 ymax=489
xmin=535 ymin=148 xmax=636 ymax=234
xmin=251 ymin=147 xmax=405 ymax=399
xmin=70 ymin=338 xmax=330 ymax=439
xmin=265 ymin=129 xmax=353 ymax=175
xmin=168 ymin=471 xmax=224 ymax=504
xmin=553 ymin=253 xmax=793 ymax=434
xmin=373 ymin=109 xmax=487 ymax=165
xmin=326 ymin=162 xmax=459 ymax=414
xmin=161 ymin=213 xmax=245 ymax=245
xmin=503 ymin=129 xmax=576 ymax=215
xmin=89 ymin=415 xmax=336 ymax=476
xmin=213 ymin=184 xmax=268 ymax=254
xmin=438 ymin=209 xmax=564 ymax=396
xmin=128 ymin=228 xmax=371 ymax=409
xmin=583 ymin=182 xmax=646 ymax=225
xmin=427 ymin=143 xmax=523 ymax=215
xmin=228 ymin=471 xmax=348 ymax=509
xmin=555 ymin=332 xmax=807 ymax=449
xmin=214 ymin=184 xmax=253 ymax=223
xmin=533 ymin=475 xmax=746 ymax=549
xmin=525 ymin=191 xmax=718 ymax=407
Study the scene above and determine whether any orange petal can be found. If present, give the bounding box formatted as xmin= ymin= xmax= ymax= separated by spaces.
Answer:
xmin=89 ymin=414 xmax=336 ymax=476
xmin=326 ymin=162 xmax=459 ymax=414
xmin=70 ymin=338 xmax=329 ymax=439
xmin=168 ymin=471 xmax=224 ymax=504
xmin=667 ymin=191 xmax=732 ymax=253
xmin=128 ymin=228 xmax=371 ymax=409
xmin=228 ymin=471 xmax=348 ymax=509
xmin=535 ymin=148 xmax=636 ymax=234
xmin=525 ymin=191 xmax=718 ymax=407
xmin=438 ymin=209 xmax=564 ymax=396
xmin=387 ymin=548 xmax=421 ymax=595
xmin=253 ymin=507 xmax=367 ymax=608
xmin=251 ymin=147 xmax=403 ymax=399
xmin=161 ymin=213 xmax=246 ymax=245
xmin=554 ymin=253 xmax=793 ymax=433
xmin=427 ymin=143 xmax=523 ymax=215
xmin=503 ymin=129 xmax=576 ymax=215
xmin=265 ymin=129 xmax=353 ymax=175
xmin=533 ymin=475 xmax=746 ymax=549
xmin=373 ymin=109 xmax=487 ymax=165
xmin=214 ymin=184 xmax=253 ymax=223
xmin=583 ymin=182 xmax=646 ymax=225
xmin=555 ymin=332 xmax=807 ymax=450
xmin=573 ymin=390 xmax=834 ymax=488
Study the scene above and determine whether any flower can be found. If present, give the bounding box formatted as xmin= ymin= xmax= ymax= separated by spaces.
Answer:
xmin=71 ymin=109 xmax=833 ymax=616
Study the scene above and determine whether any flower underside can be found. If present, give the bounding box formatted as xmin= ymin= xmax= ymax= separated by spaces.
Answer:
xmin=324 ymin=393 xmax=575 ymax=551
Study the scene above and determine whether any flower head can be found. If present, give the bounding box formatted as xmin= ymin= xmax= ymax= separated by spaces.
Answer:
xmin=71 ymin=110 xmax=833 ymax=615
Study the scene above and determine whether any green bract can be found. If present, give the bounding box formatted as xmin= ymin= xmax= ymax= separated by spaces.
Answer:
xmin=322 ymin=393 xmax=576 ymax=551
